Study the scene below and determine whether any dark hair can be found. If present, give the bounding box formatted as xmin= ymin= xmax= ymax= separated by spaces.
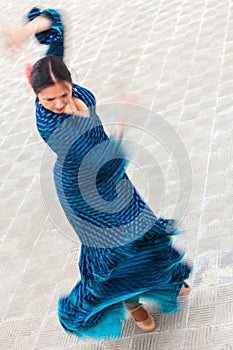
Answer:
xmin=31 ymin=56 xmax=72 ymax=94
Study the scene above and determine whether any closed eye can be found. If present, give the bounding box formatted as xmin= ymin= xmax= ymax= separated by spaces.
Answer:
xmin=45 ymin=93 xmax=68 ymax=102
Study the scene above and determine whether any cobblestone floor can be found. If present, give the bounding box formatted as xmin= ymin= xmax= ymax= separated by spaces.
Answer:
xmin=0 ymin=0 xmax=232 ymax=349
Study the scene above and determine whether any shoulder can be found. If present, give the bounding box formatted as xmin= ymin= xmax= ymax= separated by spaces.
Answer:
xmin=72 ymin=83 xmax=96 ymax=108
xmin=35 ymin=98 xmax=67 ymax=143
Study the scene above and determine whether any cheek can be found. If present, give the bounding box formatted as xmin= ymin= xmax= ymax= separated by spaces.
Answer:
xmin=43 ymin=101 xmax=53 ymax=109
xmin=64 ymin=95 xmax=71 ymax=105
xmin=39 ymin=99 xmax=55 ymax=110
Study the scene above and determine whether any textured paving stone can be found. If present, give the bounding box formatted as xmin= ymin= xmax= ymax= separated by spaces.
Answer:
xmin=0 ymin=0 xmax=232 ymax=349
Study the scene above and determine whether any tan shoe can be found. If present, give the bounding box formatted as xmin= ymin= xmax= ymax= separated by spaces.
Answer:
xmin=179 ymin=282 xmax=192 ymax=296
xmin=131 ymin=305 xmax=156 ymax=332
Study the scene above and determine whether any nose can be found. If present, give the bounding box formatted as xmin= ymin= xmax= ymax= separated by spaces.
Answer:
xmin=55 ymin=99 xmax=64 ymax=110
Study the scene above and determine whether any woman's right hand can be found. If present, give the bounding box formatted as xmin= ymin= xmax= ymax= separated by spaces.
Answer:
xmin=4 ymin=26 xmax=32 ymax=48
xmin=4 ymin=15 xmax=52 ymax=49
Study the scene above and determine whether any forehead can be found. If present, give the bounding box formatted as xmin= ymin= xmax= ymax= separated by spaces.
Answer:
xmin=39 ymin=82 xmax=71 ymax=97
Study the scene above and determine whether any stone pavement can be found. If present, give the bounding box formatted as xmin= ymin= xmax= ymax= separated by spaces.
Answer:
xmin=0 ymin=0 xmax=232 ymax=349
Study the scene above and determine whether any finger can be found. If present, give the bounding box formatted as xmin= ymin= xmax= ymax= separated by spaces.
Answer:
xmin=5 ymin=39 xmax=17 ymax=50
xmin=3 ymin=32 xmax=15 ymax=49
xmin=113 ymin=122 xmax=125 ymax=142
xmin=118 ymin=122 xmax=125 ymax=139
xmin=2 ymin=30 xmax=10 ymax=48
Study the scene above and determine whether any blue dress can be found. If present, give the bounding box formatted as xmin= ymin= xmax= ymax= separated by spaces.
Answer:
xmin=28 ymin=7 xmax=192 ymax=340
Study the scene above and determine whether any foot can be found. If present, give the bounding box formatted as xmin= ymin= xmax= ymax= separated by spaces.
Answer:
xmin=131 ymin=305 xmax=156 ymax=332
xmin=179 ymin=281 xmax=192 ymax=296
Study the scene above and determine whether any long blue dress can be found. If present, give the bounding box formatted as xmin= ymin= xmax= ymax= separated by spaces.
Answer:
xmin=28 ymin=7 xmax=192 ymax=340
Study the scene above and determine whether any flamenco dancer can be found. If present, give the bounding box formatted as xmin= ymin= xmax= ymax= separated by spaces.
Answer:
xmin=6 ymin=8 xmax=192 ymax=340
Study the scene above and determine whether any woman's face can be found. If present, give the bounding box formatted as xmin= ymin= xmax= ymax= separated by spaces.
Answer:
xmin=38 ymin=81 xmax=72 ymax=114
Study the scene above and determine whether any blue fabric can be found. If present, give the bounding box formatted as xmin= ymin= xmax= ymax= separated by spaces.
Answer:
xmin=30 ymin=8 xmax=192 ymax=340
xmin=27 ymin=7 xmax=64 ymax=59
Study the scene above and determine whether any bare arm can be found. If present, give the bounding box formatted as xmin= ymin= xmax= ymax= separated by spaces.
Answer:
xmin=6 ymin=15 xmax=52 ymax=48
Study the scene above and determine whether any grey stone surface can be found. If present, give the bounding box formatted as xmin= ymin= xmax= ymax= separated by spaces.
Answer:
xmin=0 ymin=0 xmax=232 ymax=349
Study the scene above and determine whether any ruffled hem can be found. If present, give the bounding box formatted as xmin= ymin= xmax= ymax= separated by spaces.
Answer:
xmin=57 ymin=218 xmax=192 ymax=340
xmin=58 ymin=299 xmax=127 ymax=340
xmin=27 ymin=7 xmax=64 ymax=59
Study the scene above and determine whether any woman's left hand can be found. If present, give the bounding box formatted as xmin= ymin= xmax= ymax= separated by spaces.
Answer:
xmin=113 ymin=121 xmax=125 ymax=143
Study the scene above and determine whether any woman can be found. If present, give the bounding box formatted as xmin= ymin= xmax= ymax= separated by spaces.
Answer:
xmin=6 ymin=7 xmax=192 ymax=340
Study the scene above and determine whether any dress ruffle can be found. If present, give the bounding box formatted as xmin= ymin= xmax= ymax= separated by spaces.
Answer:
xmin=27 ymin=7 xmax=64 ymax=59
xmin=58 ymin=219 xmax=191 ymax=340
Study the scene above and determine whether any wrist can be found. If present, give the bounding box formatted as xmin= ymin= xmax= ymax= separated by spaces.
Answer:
xmin=26 ymin=15 xmax=51 ymax=35
xmin=24 ymin=22 xmax=35 ymax=37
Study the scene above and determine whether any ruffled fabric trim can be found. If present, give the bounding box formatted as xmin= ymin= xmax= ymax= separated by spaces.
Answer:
xmin=27 ymin=7 xmax=64 ymax=59
xmin=58 ymin=298 xmax=127 ymax=340
xmin=58 ymin=219 xmax=192 ymax=340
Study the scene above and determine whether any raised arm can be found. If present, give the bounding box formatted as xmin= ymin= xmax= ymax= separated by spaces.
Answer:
xmin=5 ymin=8 xmax=64 ymax=59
